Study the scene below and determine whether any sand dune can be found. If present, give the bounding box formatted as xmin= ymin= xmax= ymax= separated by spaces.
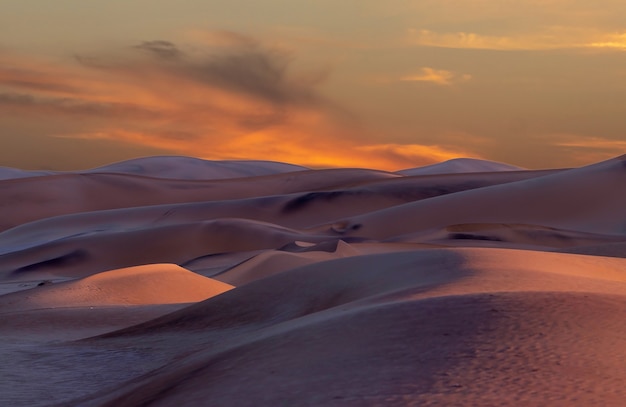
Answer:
xmin=0 ymin=167 xmax=400 ymax=231
xmin=0 ymin=156 xmax=308 ymax=181
xmin=98 ymin=248 xmax=626 ymax=338
xmin=76 ymin=292 xmax=626 ymax=407
xmin=397 ymin=157 xmax=525 ymax=176
xmin=556 ymin=241 xmax=626 ymax=258
xmin=0 ymin=263 xmax=232 ymax=312
xmin=209 ymin=240 xmax=421 ymax=285
xmin=0 ymin=168 xmax=557 ymax=259
xmin=0 ymin=304 xmax=188 ymax=342
xmin=1 ymin=154 xmax=625 ymax=406
xmin=0 ymin=166 xmax=557 ymax=236
xmin=0 ymin=264 xmax=232 ymax=343
xmin=396 ymin=222 xmax=626 ymax=251
xmin=84 ymin=156 xmax=309 ymax=180
xmin=334 ymin=154 xmax=626 ymax=239
xmin=0 ymin=167 xmax=54 ymax=180
xmin=63 ymin=248 xmax=626 ymax=406
xmin=0 ymin=219 xmax=333 ymax=280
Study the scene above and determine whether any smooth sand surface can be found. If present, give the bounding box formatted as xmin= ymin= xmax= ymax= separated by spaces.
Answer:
xmin=0 ymin=167 xmax=400 ymax=231
xmin=1 ymin=155 xmax=625 ymax=406
xmin=396 ymin=157 xmax=525 ymax=175
xmin=0 ymin=263 xmax=233 ymax=311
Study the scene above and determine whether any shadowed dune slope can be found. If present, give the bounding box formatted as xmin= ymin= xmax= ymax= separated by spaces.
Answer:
xmin=96 ymin=248 xmax=626 ymax=339
xmin=0 ymin=155 xmax=625 ymax=407
xmin=0 ymin=219 xmax=332 ymax=280
xmin=85 ymin=156 xmax=309 ymax=179
xmin=0 ymin=168 xmax=556 ymax=257
xmin=335 ymin=155 xmax=626 ymax=239
xmin=0 ymin=305 xmax=188 ymax=342
xmin=0 ymin=170 xmax=568 ymax=280
xmin=0 ymin=168 xmax=399 ymax=231
xmin=209 ymin=241 xmax=441 ymax=285
xmin=65 ymin=248 xmax=626 ymax=407
xmin=0 ymin=156 xmax=308 ymax=181
xmin=76 ymin=292 xmax=626 ymax=407
xmin=395 ymin=223 xmax=626 ymax=251
xmin=397 ymin=157 xmax=525 ymax=176
xmin=556 ymin=241 xmax=626 ymax=258
xmin=0 ymin=167 xmax=54 ymax=180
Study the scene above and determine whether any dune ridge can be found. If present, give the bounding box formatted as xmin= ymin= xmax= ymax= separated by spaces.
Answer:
xmin=396 ymin=157 xmax=525 ymax=176
xmin=0 ymin=263 xmax=233 ymax=312
xmin=0 ymin=154 xmax=625 ymax=406
xmin=0 ymin=156 xmax=309 ymax=181
xmin=68 ymin=248 xmax=626 ymax=407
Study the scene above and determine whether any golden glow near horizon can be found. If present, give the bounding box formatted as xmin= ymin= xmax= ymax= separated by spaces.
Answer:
xmin=0 ymin=0 xmax=625 ymax=170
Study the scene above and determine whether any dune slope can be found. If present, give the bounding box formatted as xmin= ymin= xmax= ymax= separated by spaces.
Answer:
xmin=64 ymin=248 xmax=626 ymax=407
xmin=0 ymin=154 xmax=624 ymax=406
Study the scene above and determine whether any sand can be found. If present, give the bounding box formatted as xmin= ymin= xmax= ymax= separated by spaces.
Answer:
xmin=1 ymin=154 xmax=625 ymax=406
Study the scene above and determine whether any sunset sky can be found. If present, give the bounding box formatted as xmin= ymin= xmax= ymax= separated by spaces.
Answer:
xmin=1 ymin=0 xmax=625 ymax=170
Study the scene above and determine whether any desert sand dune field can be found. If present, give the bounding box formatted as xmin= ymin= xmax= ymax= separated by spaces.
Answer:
xmin=1 ymin=155 xmax=625 ymax=406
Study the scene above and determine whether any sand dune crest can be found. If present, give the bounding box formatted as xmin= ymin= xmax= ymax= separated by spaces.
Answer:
xmin=0 ymin=264 xmax=233 ymax=312
xmin=1 ymin=154 xmax=625 ymax=406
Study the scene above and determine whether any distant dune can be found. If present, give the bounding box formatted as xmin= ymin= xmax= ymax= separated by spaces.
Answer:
xmin=1 ymin=155 xmax=625 ymax=406
xmin=396 ymin=157 xmax=525 ymax=176
xmin=85 ymin=156 xmax=310 ymax=180
xmin=0 ymin=156 xmax=309 ymax=181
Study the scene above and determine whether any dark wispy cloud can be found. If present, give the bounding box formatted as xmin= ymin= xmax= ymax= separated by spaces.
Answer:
xmin=132 ymin=34 xmax=325 ymax=106
xmin=0 ymin=66 xmax=80 ymax=94
xmin=134 ymin=40 xmax=184 ymax=60
xmin=0 ymin=31 xmax=472 ymax=170
xmin=0 ymin=33 xmax=340 ymax=158
xmin=0 ymin=78 xmax=77 ymax=94
xmin=67 ymin=32 xmax=329 ymax=122
xmin=0 ymin=91 xmax=162 ymax=119
xmin=186 ymin=49 xmax=312 ymax=105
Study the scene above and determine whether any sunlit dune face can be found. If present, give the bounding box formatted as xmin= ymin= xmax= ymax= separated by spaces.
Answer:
xmin=0 ymin=40 xmax=470 ymax=171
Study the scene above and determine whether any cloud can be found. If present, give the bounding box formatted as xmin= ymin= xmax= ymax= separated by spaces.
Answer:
xmin=555 ymin=135 xmax=626 ymax=150
xmin=407 ymin=28 xmax=570 ymax=50
xmin=0 ymin=64 xmax=81 ymax=95
xmin=3 ymin=34 xmax=329 ymax=129
xmin=407 ymin=28 xmax=626 ymax=51
xmin=400 ymin=67 xmax=471 ymax=86
xmin=1 ymin=34 xmax=473 ymax=170
xmin=401 ymin=1 xmax=626 ymax=36
xmin=0 ymin=76 xmax=77 ymax=94
xmin=363 ymin=68 xmax=471 ymax=87
xmin=589 ymin=32 xmax=626 ymax=50
xmin=188 ymin=30 xmax=261 ymax=49
xmin=0 ymin=91 xmax=162 ymax=119
xmin=60 ymin=127 xmax=470 ymax=171
xmin=400 ymin=1 xmax=626 ymax=52
xmin=356 ymin=143 xmax=478 ymax=166
xmin=552 ymin=135 xmax=626 ymax=164
xmin=134 ymin=40 xmax=184 ymax=60
xmin=76 ymin=33 xmax=326 ymax=107
xmin=184 ymin=49 xmax=311 ymax=106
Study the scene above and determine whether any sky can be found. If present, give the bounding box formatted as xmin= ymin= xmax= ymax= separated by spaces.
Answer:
xmin=1 ymin=0 xmax=625 ymax=171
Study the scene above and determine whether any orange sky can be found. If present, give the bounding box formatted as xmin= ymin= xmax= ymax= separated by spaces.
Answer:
xmin=1 ymin=1 xmax=625 ymax=170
